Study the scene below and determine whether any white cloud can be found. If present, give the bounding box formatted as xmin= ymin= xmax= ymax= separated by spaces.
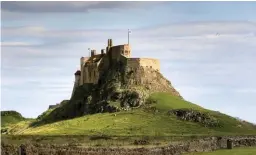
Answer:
xmin=1 ymin=42 xmax=34 ymax=46
xmin=1 ymin=1 xmax=163 ymax=13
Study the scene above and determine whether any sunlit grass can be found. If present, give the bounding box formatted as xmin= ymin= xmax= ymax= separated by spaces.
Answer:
xmin=9 ymin=92 xmax=253 ymax=136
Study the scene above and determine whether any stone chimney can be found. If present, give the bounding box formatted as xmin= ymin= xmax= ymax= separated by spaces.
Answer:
xmin=101 ymin=49 xmax=105 ymax=54
xmin=109 ymin=39 xmax=113 ymax=47
xmin=91 ymin=50 xmax=96 ymax=56
xmin=108 ymin=39 xmax=113 ymax=47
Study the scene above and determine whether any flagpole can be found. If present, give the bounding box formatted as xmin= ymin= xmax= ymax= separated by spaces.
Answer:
xmin=128 ymin=29 xmax=131 ymax=45
xmin=128 ymin=29 xmax=130 ymax=45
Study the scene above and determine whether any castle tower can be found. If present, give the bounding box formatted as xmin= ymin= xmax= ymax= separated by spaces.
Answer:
xmin=71 ymin=70 xmax=81 ymax=98
xmin=74 ymin=70 xmax=81 ymax=86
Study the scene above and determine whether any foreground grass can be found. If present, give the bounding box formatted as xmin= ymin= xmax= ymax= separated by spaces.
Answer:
xmin=184 ymin=147 xmax=256 ymax=155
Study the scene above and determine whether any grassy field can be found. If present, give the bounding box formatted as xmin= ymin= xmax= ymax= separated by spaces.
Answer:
xmin=2 ymin=92 xmax=255 ymax=136
xmin=184 ymin=147 xmax=256 ymax=155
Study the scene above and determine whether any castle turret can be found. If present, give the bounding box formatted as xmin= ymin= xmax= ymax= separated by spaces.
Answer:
xmin=74 ymin=70 xmax=81 ymax=84
xmin=71 ymin=70 xmax=81 ymax=98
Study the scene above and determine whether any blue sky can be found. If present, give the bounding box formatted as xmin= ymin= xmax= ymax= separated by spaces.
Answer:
xmin=1 ymin=1 xmax=256 ymax=123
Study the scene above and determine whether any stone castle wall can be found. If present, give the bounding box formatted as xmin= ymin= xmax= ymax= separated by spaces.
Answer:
xmin=83 ymin=63 xmax=99 ymax=84
xmin=139 ymin=58 xmax=160 ymax=71
xmin=126 ymin=58 xmax=140 ymax=69
xmin=78 ymin=41 xmax=159 ymax=86
xmin=126 ymin=58 xmax=160 ymax=71
xmin=79 ymin=56 xmax=160 ymax=86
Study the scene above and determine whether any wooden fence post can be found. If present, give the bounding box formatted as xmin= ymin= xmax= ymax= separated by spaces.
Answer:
xmin=227 ymin=139 xmax=233 ymax=149
xmin=18 ymin=144 xmax=26 ymax=155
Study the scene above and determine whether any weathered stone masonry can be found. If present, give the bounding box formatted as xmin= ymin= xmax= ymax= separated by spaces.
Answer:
xmin=71 ymin=39 xmax=160 ymax=97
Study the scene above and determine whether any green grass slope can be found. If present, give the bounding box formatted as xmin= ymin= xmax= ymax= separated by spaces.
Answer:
xmin=9 ymin=92 xmax=256 ymax=136
xmin=1 ymin=111 xmax=26 ymax=128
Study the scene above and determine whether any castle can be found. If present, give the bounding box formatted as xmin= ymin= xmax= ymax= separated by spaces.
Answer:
xmin=71 ymin=39 xmax=160 ymax=97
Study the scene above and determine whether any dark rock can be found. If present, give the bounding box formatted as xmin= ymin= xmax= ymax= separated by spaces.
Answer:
xmin=1 ymin=128 xmax=8 ymax=134
xmin=134 ymin=139 xmax=150 ymax=145
xmin=168 ymin=109 xmax=220 ymax=127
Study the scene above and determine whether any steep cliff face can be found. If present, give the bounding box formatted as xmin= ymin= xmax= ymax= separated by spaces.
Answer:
xmin=122 ymin=66 xmax=181 ymax=97
xmin=35 ymin=63 xmax=182 ymax=124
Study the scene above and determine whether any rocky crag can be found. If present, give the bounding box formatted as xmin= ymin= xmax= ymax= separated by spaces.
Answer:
xmin=34 ymin=63 xmax=181 ymax=125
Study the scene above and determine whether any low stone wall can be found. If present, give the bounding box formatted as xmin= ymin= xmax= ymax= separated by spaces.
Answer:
xmin=2 ymin=136 xmax=256 ymax=155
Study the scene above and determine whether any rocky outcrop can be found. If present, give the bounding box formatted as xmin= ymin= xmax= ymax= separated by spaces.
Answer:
xmin=96 ymin=64 xmax=182 ymax=108
xmin=48 ymin=104 xmax=60 ymax=110
xmin=35 ymin=64 xmax=182 ymax=125
xmin=168 ymin=109 xmax=220 ymax=127
xmin=122 ymin=67 xmax=182 ymax=98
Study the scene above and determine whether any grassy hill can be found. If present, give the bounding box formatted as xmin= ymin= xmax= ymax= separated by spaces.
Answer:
xmin=5 ymin=93 xmax=256 ymax=136
xmin=1 ymin=111 xmax=26 ymax=128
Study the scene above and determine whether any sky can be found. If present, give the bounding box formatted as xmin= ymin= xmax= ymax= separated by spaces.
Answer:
xmin=1 ymin=1 xmax=256 ymax=123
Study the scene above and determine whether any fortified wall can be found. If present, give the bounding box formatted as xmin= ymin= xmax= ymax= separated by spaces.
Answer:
xmin=126 ymin=58 xmax=160 ymax=71
xmin=71 ymin=39 xmax=160 ymax=98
